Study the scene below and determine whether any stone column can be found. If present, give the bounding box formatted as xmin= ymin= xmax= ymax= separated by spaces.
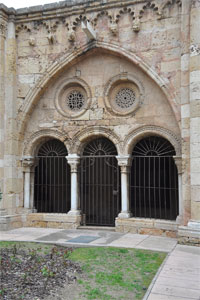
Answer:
xmin=189 ymin=1 xmax=200 ymax=229
xmin=0 ymin=13 xmax=7 ymax=215
xmin=66 ymin=154 xmax=81 ymax=216
xmin=174 ymin=156 xmax=183 ymax=223
xmin=116 ymin=155 xmax=132 ymax=218
xmin=22 ymin=157 xmax=35 ymax=210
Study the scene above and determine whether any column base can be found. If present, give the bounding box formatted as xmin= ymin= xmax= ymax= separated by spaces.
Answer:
xmin=67 ymin=210 xmax=81 ymax=216
xmin=118 ymin=211 xmax=132 ymax=219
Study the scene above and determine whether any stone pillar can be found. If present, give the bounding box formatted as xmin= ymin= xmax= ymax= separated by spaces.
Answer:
xmin=189 ymin=1 xmax=200 ymax=227
xmin=116 ymin=155 xmax=132 ymax=218
xmin=22 ymin=157 xmax=35 ymax=210
xmin=180 ymin=0 xmax=192 ymax=225
xmin=174 ymin=156 xmax=183 ymax=223
xmin=66 ymin=154 xmax=81 ymax=216
xmin=3 ymin=14 xmax=18 ymax=215
xmin=0 ymin=12 xmax=7 ymax=215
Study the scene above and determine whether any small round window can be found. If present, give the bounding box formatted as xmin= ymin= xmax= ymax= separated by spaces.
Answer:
xmin=55 ymin=79 xmax=91 ymax=118
xmin=66 ymin=90 xmax=85 ymax=111
xmin=115 ymin=88 xmax=136 ymax=109
xmin=108 ymin=81 xmax=140 ymax=115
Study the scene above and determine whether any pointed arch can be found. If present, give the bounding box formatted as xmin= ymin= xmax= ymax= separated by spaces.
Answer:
xmin=17 ymin=40 xmax=180 ymax=140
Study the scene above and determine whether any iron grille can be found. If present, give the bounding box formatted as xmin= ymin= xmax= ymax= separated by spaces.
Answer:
xmin=80 ymin=138 xmax=121 ymax=226
xmin=34 ymin=140 xmax=70 ymax=213
xmin=130 ymin=137 xmax=178 ymax=220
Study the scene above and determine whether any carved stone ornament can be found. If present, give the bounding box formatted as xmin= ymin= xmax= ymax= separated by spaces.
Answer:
xmin=47 ymin=33 xmax=55 ymax=44
xmin=66 ymin=154 xmax=80 ymax=172
xmin=109 ymin=23 xmax=118 ymax=36
xmin=29 ymin=37 xmax=36 ymax=46
xmin=0 ymin=21 xmax=7 ymax=37
xmin=116 ymin=155 xmax=132 ymax=173
xmin=21 ymin=156 xmax=36 ymax=171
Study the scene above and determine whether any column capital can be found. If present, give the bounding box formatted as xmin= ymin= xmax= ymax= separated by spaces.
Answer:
xmin=21 ymin=156 xmax=36 ymax=171
xmin=66 ymin=154 xmax=80 ymax=172
xmin=173 ymin=156 xmax=182 ymax=174
xmin=116 ymin=155 xmax=132 ymax=173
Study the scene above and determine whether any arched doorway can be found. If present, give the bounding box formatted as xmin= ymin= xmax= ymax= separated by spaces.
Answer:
xmin=130 ymin=136 xmax=178 ymax=220
xmin=34 ymin=139 xmax=71 ymax=213
xmin=80 ymin=137 xmax=121 ymax=226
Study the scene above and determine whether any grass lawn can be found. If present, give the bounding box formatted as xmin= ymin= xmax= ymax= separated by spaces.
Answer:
xmin=0 ymin=241 xmax=166 ymax=300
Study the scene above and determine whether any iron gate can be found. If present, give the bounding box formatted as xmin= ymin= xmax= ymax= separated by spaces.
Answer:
xmin=34 ymin=140 xmax=71 ymax=213
xmin=80 ymin=138 xmax=121 ymax=226
xmin=130 ymin=136 xmax=179 ymax=220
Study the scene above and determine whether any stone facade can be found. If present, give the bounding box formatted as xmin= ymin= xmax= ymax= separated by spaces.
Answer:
xmin=0 ymin=0 xmax=199 ymax=243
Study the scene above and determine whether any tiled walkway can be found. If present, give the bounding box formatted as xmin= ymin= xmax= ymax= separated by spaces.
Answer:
xmin=1 ymin=227 xmax=200 ymax=299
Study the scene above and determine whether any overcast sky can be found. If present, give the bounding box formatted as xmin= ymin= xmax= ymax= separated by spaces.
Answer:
xmin=1 ymin=0 xmax=59 ymax=9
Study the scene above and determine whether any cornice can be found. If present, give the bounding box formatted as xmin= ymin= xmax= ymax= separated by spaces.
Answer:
xmin=1 ymin=0 xmax=181 ymax=24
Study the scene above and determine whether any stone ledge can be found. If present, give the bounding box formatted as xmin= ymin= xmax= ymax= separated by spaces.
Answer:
xmin=24 ymin=213 xmax=82 ymax=229
xmin=0 ymin=214 xmax=24 ymax=231
xmin=115 ymin=217 xmax=178 ymax=238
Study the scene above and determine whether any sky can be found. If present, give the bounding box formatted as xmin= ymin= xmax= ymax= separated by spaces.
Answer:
xmin=0 ymin=0 xmax=59 ymax=9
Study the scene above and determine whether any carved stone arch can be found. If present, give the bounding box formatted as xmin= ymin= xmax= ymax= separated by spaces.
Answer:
xmin=124 ymin=125 xmax=181 ymax=156
xmin=70 ymin=126 xmax=122 ymax=155
xmin=23 ymin=129 xmax=70 ymax=157
xmin=17 ymin=40 xmax=180 ymax=140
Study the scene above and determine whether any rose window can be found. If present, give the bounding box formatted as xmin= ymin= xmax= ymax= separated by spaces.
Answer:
xmin=66 ymin=90 xmax=85 ymax=111
xmin=115 ymin=88 xmax=136 ymax=109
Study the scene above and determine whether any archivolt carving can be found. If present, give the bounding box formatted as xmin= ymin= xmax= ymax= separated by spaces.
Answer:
xmin=124 ymin=125 xmax=181 ymax=156
xmin=70 ymin=126 xmax=122 ymax=155
xmin=23 ymin=129 xmax=70 ymax=157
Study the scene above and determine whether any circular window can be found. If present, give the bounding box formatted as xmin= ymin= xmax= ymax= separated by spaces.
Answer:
xmin=115 ymin=88 xmax=136 ymax=109
xmin=55 ymin=78 xmax=91 ymax=118
xmin=104 ymin=75 xmax=144 ymax=117
xmin=66 ymin=90 xmax=85 ymax=111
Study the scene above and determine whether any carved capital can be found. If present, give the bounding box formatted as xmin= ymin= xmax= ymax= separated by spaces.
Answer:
xmin=66 ymin=154 xmax=80 ymax=172
xmin=116 ymin=155 xmax=132 ymax=173
xmin=21 ymin=156 xmax=37 ymax=172
xmin=173 ymin=156 xmax=182 ymax=174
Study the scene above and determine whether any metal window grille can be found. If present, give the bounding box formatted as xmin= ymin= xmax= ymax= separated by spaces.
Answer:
xmin=80 ymin=138 xmax=121 ymax=226
xmin=34 ymin=140 xmax=70 ymax=213
xmin=130 ymin=136 xmax=179 ymax=220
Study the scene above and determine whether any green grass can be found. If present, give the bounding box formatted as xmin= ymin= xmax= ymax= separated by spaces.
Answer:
xmin=68 ymin=247 xmax=166 ymax=300
xmin=0 ymin=242 xmax=166 ymax=300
